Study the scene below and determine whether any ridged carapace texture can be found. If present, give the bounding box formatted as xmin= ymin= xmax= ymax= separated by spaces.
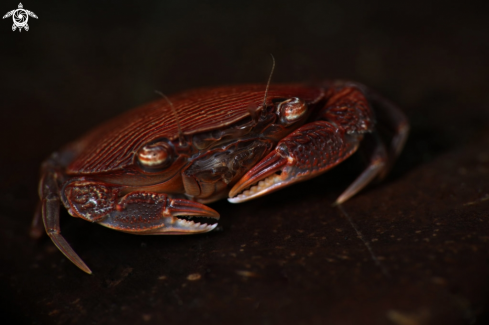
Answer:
xmin=67 ymin=84 xmax=324 ymax=175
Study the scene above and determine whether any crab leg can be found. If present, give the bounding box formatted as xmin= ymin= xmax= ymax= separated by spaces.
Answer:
xmin=39 ymin=170 xmax=92 ymax=274
xmin=334 ymin=132 xmax=387 ymax=205
xmin=366 ymin=90 xmax=409 ymax=180
xmin=336 ymin=81 xmax=409 ymax=179
xmin=30 ymin=201 xmax=44 ymax=239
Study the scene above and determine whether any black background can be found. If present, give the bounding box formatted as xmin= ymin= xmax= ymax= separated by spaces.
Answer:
xmin=1 ymin=0 xmax=489 ymax=324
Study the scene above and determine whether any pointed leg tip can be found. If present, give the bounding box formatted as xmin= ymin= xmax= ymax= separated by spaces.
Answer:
xmin=49 ymin=233 xmax=93 ymax=275
xmin=334 ymin=195 xmax=348 ymax=206
xmin=75 ymin=259 xmax=93 ymax=274
xmin=71 ymin=257 xmax=93 ymax=274
xmin=83 ymin=267 xmax=93 ymax=275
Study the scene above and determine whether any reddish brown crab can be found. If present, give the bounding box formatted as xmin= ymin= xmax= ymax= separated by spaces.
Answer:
xmin=31 ymin=81 xmax=408 ymax=274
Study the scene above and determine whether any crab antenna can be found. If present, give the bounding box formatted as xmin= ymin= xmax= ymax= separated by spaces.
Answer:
xmin=155 ymin=90 xmax=186 ymax=146
xmin=261 ymin=53 xmax=276 ymax=110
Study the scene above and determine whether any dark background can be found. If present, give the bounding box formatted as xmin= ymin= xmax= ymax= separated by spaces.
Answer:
xmin=1 ymin=0 xmax=489 ymax=324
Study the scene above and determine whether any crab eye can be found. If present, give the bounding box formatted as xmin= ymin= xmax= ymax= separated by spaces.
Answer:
xmin=277 ymin=97 xmax=307 ymax=125
xmin=137 ymin=141 xmax=173 ymax=170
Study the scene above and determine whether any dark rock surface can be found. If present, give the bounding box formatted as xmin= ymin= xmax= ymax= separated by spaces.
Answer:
xmin=1 ymin=1 xmax=488 ymax=324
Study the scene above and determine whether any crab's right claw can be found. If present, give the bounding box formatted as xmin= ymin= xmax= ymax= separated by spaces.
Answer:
xmin=228 ymin=121 xmax=359 ymax=203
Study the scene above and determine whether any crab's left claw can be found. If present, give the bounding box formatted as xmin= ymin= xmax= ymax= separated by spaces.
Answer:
xmin=228 ymin=121 xmax=360 ymax=203
xmin=97 ymin=193 xmax=220 ymax=235
xmin=147 ymin=197 xmax=221 ymax=234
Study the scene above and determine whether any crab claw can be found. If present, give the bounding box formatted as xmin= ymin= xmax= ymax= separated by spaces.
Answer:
xmin=99 ymin=193 xmax=220 ymax=235
xmin=153 ymin=198 xmax=220 ymax=234
xmin=228 ymin=121 xmax=361 ymax=204
xmin=228 ymin=146 xmax=293 ymax=203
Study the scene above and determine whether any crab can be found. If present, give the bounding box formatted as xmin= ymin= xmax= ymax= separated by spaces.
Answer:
xmin=31 ymin=80 xmax=408 ymax=274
